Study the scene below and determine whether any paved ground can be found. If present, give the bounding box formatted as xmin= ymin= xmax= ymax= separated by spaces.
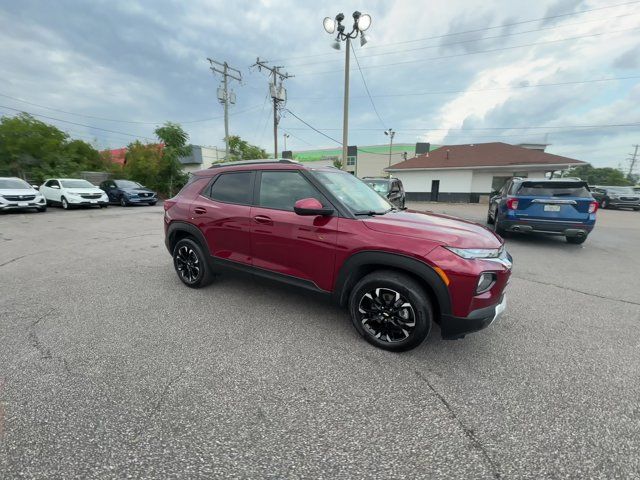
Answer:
xmin=0 ymin=203 xmax=638 ymax=479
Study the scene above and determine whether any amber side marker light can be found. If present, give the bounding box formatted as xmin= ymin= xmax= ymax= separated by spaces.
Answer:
xmin=434 ymin=266 xmax=450 ymax=286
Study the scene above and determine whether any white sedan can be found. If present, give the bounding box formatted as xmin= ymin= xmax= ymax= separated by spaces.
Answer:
xmin=40 ymin=178 xmax=109 ymax=209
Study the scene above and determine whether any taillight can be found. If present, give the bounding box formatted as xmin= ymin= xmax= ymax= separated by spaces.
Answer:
xmin=506 ymin=198 xmax=519 ymax=210
xmin=164 ymin=199 xmax=176 ymax=211
xmin=588 ymin=201 xmax=598 ymax=214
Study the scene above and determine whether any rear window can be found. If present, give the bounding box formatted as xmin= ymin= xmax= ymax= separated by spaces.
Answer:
xmin=515 ymin=182 xmax=591 ymax=197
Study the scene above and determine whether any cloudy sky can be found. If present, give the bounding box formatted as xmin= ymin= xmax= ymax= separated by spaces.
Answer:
xmin=0 ymin=0 xmax=638 ymax=168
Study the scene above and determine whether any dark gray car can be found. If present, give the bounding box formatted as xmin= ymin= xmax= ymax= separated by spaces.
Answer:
xmin=363 ymin=177 xmax=406 ymax=208
xmin=590 ymin=186 xmax=640 ymax=210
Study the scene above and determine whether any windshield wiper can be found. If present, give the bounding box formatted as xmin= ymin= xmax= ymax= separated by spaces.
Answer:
xmin=353 ymin=207 xmax=395 ymax=216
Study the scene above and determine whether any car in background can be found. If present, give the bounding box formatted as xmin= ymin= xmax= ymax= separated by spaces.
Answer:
xmin=590 ymin=186 xmax=640 ymax=210
xmin=362 ymin=177 xmax=406 ymax=208
xmin=488 ymin=178 xmax=598 ymax=244
xmin=0 ymin=177 xmax=47 ymax=212
xmin=164 ymin=160 xmax=511 ymax=352
xmin=99 ymin=179 xmax=157 ymax=207
xmin=40 ymin=178 xmax=109 ymax=209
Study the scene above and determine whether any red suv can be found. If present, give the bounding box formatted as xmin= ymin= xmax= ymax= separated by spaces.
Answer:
xmin=164 ymin=160 xmax=512 ymax=351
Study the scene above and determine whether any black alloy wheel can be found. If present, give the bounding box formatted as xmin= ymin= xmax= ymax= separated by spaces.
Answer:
xmin=120 ymin=196 xmax=128 ymax=207
xmin=349 ymin=271 xmax=431 ymax=351
xmin=172 ymin=238 xmax=214 ymax=288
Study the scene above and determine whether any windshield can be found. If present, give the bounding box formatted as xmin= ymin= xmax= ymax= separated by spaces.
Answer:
xmin=115 ymin=180 xmax=142 ymax=189
xmin=516 ymin=182 xmax=591 ymax=197
xmin=606 ymin=187 xmax=634 ymax=194
xmin=0 ymin=178 xmax=31 ymax=189
xmin=61 ymin=179 xmax=95 ymax=188
xmin=311 ymin=170 xmax=392 ymax=214
xmin=364 ymin=180 xmax=390 ymax=194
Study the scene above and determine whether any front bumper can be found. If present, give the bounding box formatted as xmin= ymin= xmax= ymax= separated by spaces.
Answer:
xmin=0 ymin=197 xmax=46 ymax=210
xmin=607 ymin=199 xmax=640 ymax=208
xmin=67 ymin=197 xmax=108 ymax=206
xmin=125 ymin=196 xmax=157 ymax=204
xmin=440 ymin=294 xmax=506 ymax=339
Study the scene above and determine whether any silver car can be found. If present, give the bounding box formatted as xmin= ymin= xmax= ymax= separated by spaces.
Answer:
xmin=0 ymin=177 xmax=47 ymax=212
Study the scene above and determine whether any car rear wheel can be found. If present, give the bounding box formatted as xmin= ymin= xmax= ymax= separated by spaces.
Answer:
xmin=173 ymin=238 xmax=214 ymax=288
xmin=486 ymin=207 xmax=495 ymax=225
xmin=492 ymin=216 xmax=507 ymax=237
xmin=349 ymin=271 xmax=432 ymax=352
xmin=566 ymin=235 xmax=587 ymax=244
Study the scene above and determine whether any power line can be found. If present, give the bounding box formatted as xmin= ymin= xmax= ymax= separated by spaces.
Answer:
xmin=0 ymin=105 xmax=155 ymax=141
xmin=284 ymin=109 xmax=342 ymax=145
xmin=274 ymin=0 xmax=640 ymax=63
xmin=350 ymin=42 xmax=386 ymax=130
xmin=295 ymin=27 xmax=640 ymax=76
xmin=290 ymin=75 xmax=640 ymax=101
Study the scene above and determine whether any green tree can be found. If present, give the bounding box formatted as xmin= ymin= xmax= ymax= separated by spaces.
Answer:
xmin=565 ymin=164 xmax=632 ymax=186
xmin=227 ymin=135 xmax=267 ymax=161
xmin=0 ymin=113 xmax=103 ymax=182
xmin=123 ymin=141 xmax=162 ymax=190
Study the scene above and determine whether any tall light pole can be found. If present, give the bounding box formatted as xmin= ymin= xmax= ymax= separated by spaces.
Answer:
xmin=323 ymin=11 xmax=371 ymax=170
xmin=385 ymin=128 xmax=395 ymax=177
xmin=283 ymin=133 xmax=290 ymax=152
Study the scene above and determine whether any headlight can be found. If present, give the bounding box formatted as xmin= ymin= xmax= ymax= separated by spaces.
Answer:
xmin=476 ymin=272 xmax=496 ymax=294
xmin=68 ymin=191 xmax=82 ymax=196
xmin=445 ymin=247 xmax=501 ymax=259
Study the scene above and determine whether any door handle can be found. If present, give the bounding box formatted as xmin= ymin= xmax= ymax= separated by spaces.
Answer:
xmin=194 ymin=207 xmax=207 ymax=214
xmin=253 ymin=215 xmax=273 ymax=225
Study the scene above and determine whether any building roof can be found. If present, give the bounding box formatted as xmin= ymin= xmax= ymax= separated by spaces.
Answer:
xmin=387 ymin=142 xmax=586 ymax=171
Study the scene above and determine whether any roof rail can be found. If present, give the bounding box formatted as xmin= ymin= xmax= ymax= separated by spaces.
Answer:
xmin=208 ymin=158 xmax=300 ymax=169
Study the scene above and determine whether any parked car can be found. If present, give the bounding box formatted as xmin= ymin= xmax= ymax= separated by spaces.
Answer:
xmin=590 ymin=186 xmax=640 ymax=210
xmin=99 ymin=179 xmax=157 ymax=206
xmin=40 ymin=178 xmax=109 ymax=209
xmin=164 ymin=160 xmax=511 ymax=352
xmin=0 ymin=177 xmax=47 ymax=212
xmin=488 ymin=178 xmax=598 ymax=244
xmin=363 ymin=177 xmax=406 ymax=208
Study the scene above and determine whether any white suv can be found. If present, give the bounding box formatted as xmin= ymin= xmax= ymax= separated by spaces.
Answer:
xmin=0 ymin=177 xmax=47 ymax=212
xmin=40 ymin=178 xmax=109 ymax=209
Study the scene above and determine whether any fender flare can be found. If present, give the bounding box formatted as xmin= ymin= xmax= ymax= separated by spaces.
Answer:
xmin=334 ymin=250 xmax=451 ymax=317
xmin=166 ymin=221 xmax=208 ymax=255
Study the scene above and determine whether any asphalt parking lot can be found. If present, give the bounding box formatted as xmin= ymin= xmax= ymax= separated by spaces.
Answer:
xmin=1 ymin=203 xmax=639 ymax=479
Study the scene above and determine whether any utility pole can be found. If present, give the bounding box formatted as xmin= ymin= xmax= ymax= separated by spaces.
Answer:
xmin=342 ymin=37 xmax=351 ymax=170
xmin=384 ymin=128 xmax=395 ymax=177
xmin=252 ymin=58 xmax=293 ymax=159
xmin=207 ymin=58 xmax=242 ymax=161
xmin=627 ymin=144 xmax=639 ymax=179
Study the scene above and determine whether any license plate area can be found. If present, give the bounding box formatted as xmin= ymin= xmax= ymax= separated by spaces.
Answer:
xmin=544 ymin=205 xmax=561 ymax=212
xmin=18 ymin=202 xmax=28 ymax=207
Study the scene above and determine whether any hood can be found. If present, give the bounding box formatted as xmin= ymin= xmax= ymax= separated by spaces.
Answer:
xmin=0 ymin=188 xmax=39 ymax=196
xmin=363 ymin=209 xmax=502 ymax=249
xmin=122 ymin=187 xmax=154 ymax=193
xmin=64 ymin=187 xmax=104 ymax=194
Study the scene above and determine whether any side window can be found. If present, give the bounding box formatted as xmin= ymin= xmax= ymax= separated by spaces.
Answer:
xmin=207 ymin=172 xmax=253 ymax=205
xmin=44 ymin=180 xmax=53 ymax=187
xmin=51 ymin=180 xmax=60 ymax=188
xmin=259 ymin=171 xmax=327 ymax=211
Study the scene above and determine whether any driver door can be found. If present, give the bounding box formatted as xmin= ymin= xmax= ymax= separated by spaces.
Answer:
xmin=250 ymin=170 xmax=338 ymax=292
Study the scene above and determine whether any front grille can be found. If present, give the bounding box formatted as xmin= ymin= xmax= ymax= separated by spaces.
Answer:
xmin=139 ymin=192 xmax=152 ymax=198
xmin=3 ymin=195 xmax=36 ymax=201
xmin=620 ymin=197 xmax=639 ymax=202
xmin=80 ymin=193 xmax=102 ymax=199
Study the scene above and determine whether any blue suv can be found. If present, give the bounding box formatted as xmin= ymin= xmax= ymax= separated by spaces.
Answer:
xmin=487 ymin=178 xmax=598 ymax=244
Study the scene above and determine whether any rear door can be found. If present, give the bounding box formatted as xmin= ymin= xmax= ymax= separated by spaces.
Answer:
xmin=512 ymin=181 xmax=593 ymax=222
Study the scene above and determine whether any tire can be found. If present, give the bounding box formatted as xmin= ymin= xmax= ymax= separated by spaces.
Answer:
xmin=120 ymin=196 xmax=128 ymax=207
xmin=601 ymin=199 xmax=608 ymax=209
xmin=172 ymin=238 xmax=214 ymax=288
xmin=348 ymin=270 xmax=432 ymax=352
xmin=149 ymin=202 xmax=157 ymax=206
xmin=37 ymin=206 xmax=47 ymax=212
xmin=61 ymin=197 xmax=70 ymax=210
xmin=634 ymin=207 xmax=639 ymax=211
xmin=493 ymin=215 xmax=507 ymax=237
xmin=567 ymin=235 xmax=587 ymax=244
xmin=486 ymin=206 xmax=495 ymax=225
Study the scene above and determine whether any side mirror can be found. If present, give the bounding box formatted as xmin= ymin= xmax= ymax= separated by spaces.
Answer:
xmin=294 ymin=198 xmax=333 ymax=216
xmin=32 ymin=185 xmax=39 ymax=190
xmin=51 ymin=185 xmax=60 ymax=189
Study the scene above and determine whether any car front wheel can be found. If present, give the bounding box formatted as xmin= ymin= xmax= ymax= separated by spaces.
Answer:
xmin=120 ymin=197 xmax=128 ymax=207
xmin=173 ymin=238 xmax=214 ymax=288
xmin=601 ymin=199 xmax=608 ymax=208
xmin=61 ymin=197 xmax=70 ymax=210
xmin=349 ymin=270 xmax=432 ymax=352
